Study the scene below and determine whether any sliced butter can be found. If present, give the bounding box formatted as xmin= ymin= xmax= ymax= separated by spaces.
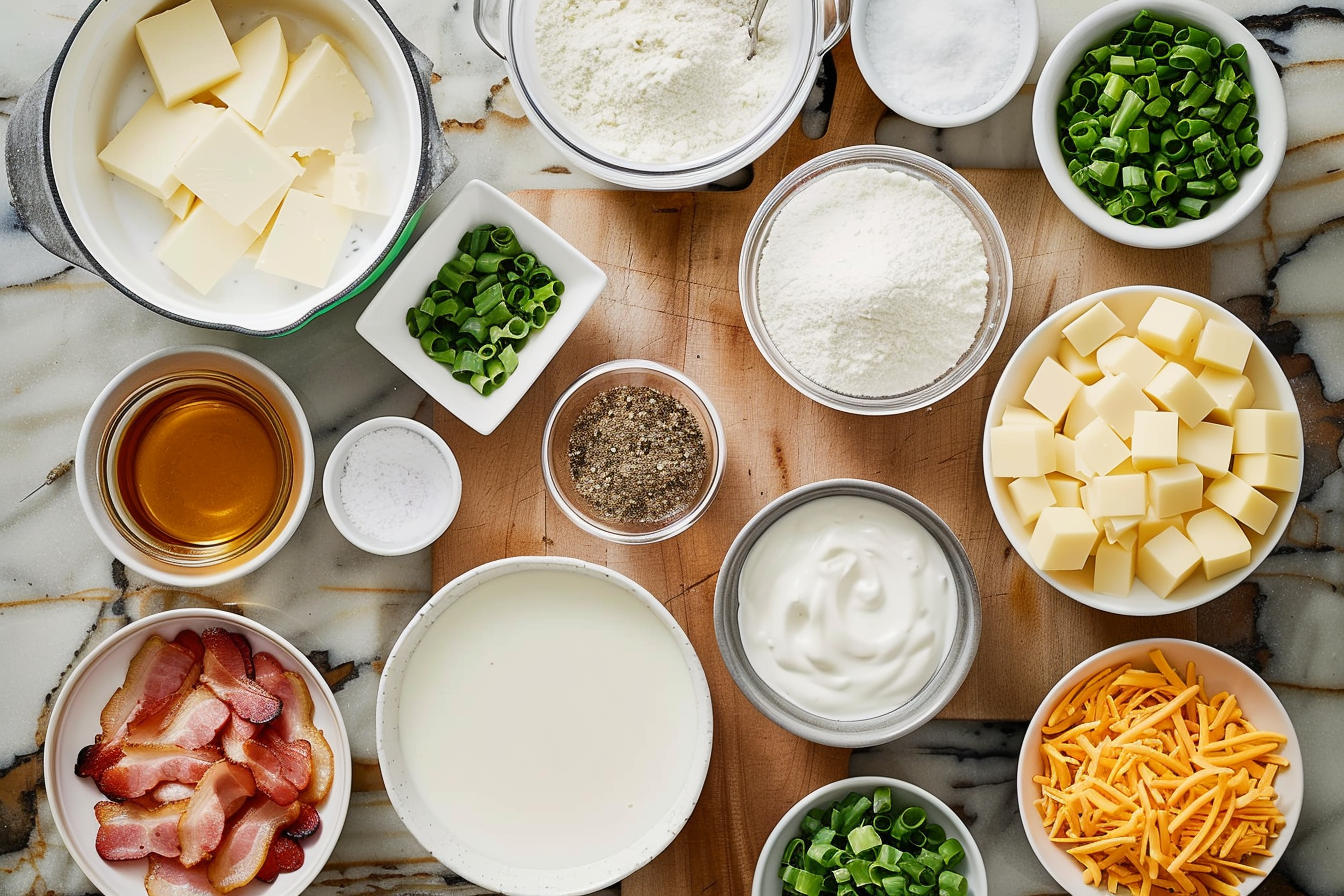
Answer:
xmin=264 ymin=37 xmax=373 ymax=154
xmin=210 ymin=17 xmax=289 ymax=130
xmin=135 ymin=0 xmax=241 ymax=108
xmin=97 ymin=94 xmax=221 ymax=200
xmin=155 ymin=199 xmax=256 ymax=294
xmin=174 ymin=108 xmax=301 ymax=227
xmin=255 ymin=189 xmax=352 ymax=288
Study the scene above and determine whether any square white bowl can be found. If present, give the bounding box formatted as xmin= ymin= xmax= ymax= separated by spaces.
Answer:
xmin=356 ymin=179 xmax=606 ymax=435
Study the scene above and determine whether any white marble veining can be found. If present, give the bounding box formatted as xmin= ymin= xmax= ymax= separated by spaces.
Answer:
xmin=2 ymin=0 xmax=1342 ymax=893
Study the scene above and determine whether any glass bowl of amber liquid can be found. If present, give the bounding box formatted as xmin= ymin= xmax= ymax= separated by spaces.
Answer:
xmin=76 ymin=345 xmax=314 ymax=587
xmin=541 ymin=359 xmax=726 ymax=545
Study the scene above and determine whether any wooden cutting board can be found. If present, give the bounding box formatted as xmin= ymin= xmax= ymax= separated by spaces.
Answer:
xmin=429 ymin=40 xmax=1209 ymax=896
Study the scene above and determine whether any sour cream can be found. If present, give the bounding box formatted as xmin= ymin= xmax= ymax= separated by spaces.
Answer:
xmin=737 ymin=495 xmax=958 ymax=720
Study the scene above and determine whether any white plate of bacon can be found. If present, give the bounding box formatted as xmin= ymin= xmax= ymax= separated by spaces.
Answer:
xmin=44 ymin=609 xmax=351 ymax=896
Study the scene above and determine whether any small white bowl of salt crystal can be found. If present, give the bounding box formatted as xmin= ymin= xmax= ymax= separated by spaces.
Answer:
xmin=323 ymin=417 xmax=463 ymax=556
xmin=853 ymin=0 xmax=1038 ymax=128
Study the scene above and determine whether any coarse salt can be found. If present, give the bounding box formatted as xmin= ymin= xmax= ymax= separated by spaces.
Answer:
xmin=756 ymin=166 xmax=989 ymax=398
xmin=338 ymin=427 xmax=453 ymax=545
xmin=863 ymin=0 xmax=1021 ymax=117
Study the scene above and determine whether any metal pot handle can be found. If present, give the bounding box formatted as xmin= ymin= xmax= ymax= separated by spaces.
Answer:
xmin=396 ymin=35 xmax=457 ymax=206
xmin=817 ymin=0 xmax=852 ymax=56
xmin=474 ymin=0 xmax=508 ymax=60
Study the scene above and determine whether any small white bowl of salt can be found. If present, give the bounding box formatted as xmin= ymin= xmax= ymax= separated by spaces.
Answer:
xmin=853 ymin=0 xmax=1038 ymax=127
xmin=323 ymin=417 xmax=463 ymax=556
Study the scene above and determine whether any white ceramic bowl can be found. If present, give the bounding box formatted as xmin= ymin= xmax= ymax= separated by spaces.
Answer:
xmin=852 ymin=0 xmax=1038 ymax=128
xmin=1017 ymin=638 xmax=1302 ymax=896
xmin=984 ymin=286 xmax=1301 ymax=616
xmin=31 ymin=0 xmax=442 ymax=334
xmin=752 ymin=776 xmax=989 ymax=896
xmin=44 ymin=608 xmax=353 ymax=896
xmin=1032 ymin=0 xmax=1286 ymax=249
xmin=739 ymin=145 xmax=1012 ymax=415
xmin=375 ymin=556 xmax=714 ymax=896
xmin=323 ymin=416 xmax=463 ymax=555
xmin=357 ymin=179 xmax=607 ymax=435
xmin=75 ymin=345 xmax=315 ymax=588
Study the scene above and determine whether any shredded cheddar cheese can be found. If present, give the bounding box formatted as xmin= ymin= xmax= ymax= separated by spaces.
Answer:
xmin=1034 ymin=649 xmax=1288 ymax=896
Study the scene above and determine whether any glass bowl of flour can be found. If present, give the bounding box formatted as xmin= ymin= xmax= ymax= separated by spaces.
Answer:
xmin=474 ymin=0 xmax=848 ymax=189
xmin=739 ymin=145 xmax=1012 ymax=414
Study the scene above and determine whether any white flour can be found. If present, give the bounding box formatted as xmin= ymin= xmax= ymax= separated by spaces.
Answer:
xmin=533 ymin=0 xmax=793 ymax=163
xmin=864 ymin=0 xmax=1020 ymax=116
xmin=756 ymin=167 xmax=989 ymax=398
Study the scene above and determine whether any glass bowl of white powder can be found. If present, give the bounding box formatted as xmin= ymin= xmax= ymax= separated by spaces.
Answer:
xmin=323 ymin=416 xmax=463 ymax=556
xmin=739 ymin=145 xmax=1012 ymax=415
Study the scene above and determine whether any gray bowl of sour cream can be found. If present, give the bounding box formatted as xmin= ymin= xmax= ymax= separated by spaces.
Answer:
xmin=714 ymin=479 xmax=981 ymax=747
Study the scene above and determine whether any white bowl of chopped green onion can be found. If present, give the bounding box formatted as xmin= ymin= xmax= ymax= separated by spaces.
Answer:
xmin=1032 ymin=0 xmax=1286 ymax=249
xmin=753 ymin=776 xmax=988 ymax=896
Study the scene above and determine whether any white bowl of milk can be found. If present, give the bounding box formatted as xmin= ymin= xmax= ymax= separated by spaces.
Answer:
xmin=375 ymin=556 xmax=713 ymax=895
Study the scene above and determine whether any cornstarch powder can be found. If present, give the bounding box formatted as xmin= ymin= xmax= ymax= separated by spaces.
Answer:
xmin=756 ymin=167 xmax=989 ymax=398
xmin=534 ymin=0 xmax=793 ymax=163
xmin=339 ymin=427 xmax=453 ymax=544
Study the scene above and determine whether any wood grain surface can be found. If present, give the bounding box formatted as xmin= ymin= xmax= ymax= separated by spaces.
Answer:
xmin=430 ymin=40 xmax=1210 ymax=896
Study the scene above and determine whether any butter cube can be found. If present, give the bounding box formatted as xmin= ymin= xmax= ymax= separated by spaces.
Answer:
xmin=174 ymin=109 xmax=301 ymax=226
xmin=1002 ymin=406 xmax=1053 ymax=429
xmin=1063 ymin=390 xmax=1099 ymax=439
xmin=1148 ymin=463 xmax=1204 ymax=518
xmin=1083 ymin=473 xmax=1147 ymax=519
xmin=155 ymin=200 xmax=257 ymax=294
xmin=1232 ymin=454 xmax=1301 ymax=493
xmin=1205 ymin=472 xmax=1279 ymax=535
xmin=1009 ymin=476 xmax=1057 ymax=525
xmin=1137 ymin=297 xmax=1203 ymax=355
xmin=1063 ymin=302 xmax=1126 ymax=356
xmin=1103 ymin=515 xmax=1143 ymax=543
xmin=989 ymin=425 xmax=1055 ymax=478
xmin=1185 ymin=508 xmax=1253 ymax=579
xmin=1097 ymin=336 xmax=1166 ymax=389
xmin=1197 ymin=368 xmax=1255 ymax=425
xmin=1139 ymin=504 xmax=1187 ymax=545
xmin=1087 ymin=374 xmax=1156 ymax=440
xmin=1046 ymin=472 xmax=1083 ymax=508
xmin=255 ymin=189 xmax=353 ymax=288
xmin=1054 ymin=433 xmax=1085 ymax=481
xmin=1029 ymin=507 xmax=1100 ymax=571
xmin=1094 ymin=541 xmax=1136 ymax=596
xmin=1058 ymin=339 xmax=1103 ymax=385
xmin=1137 ymin=527 xmax=1202 ymax=598
xmin=264 ymin=37 xmax=373 ymax=154
xmin=97 ymin=95 xmax=221 ymax=200
xmin=1131 ymin=411 xmax=1178 ymax=472
xmin=1144 ymin=362 xmax=1217 ymax=427
xmin=210 ymin=17 xmax=288 ymax=130
xmin=163 ymin=183 xmax=195 ymax=219
xmin=1231 ymin=409 xmax=1301 ymax=458
xmin=1075 ymin=418 xmax=1130 ymax=477
xmin=135 ymin=0 xmax=241 ymax=108
xmin=1194 ymin=318 xmax=1253 ymax=374
xmin=1178 ymin=421 xmax=1234 ymax=478
xmin=1024 ymin=356 xmax=1083 ymax=426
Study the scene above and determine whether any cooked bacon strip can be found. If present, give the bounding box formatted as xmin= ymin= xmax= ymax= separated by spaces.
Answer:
xmin=253 ymin=653 xmax=334 ymax=802
xmin=284 ymin=803 xmax=320 ymax=840
xmin=95 ymin=800 xmax=187 ymax=860
xmin=228 ymin=633 xmax=254 ymax=679
xmin=257 ymin=729 xmax=311 ymax=790
xmin=146 ymin=856 xmax=225 ymax=896
xmin=178 ymin=762 xmax=256 ymax=868
xmin=129 ymin=688 xmax=230 ymax=751
xmin=207 ymin=796 xmax=301 ymax=893
xmin=238 ymin=739 xmax=298 ymax=806
xmin=219 ymin=717 xmax=252 ymax=767
xmin=152 ymin=783 xmax=198 ymax=804
xmin=200 ymin=630 xmax=281 ymax=724
xmin=76 ymin=635 xmax=200 ymax=778
xmin=96 ymin=745 xmax=222 ymax=800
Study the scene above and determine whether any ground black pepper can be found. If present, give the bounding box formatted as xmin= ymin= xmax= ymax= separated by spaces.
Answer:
xmin=567 ymin=385 xmax=708 ymax=524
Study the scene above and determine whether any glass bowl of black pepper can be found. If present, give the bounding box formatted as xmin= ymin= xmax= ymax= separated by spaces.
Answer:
xmin=542 ymin=359 xmax=726 ymax=544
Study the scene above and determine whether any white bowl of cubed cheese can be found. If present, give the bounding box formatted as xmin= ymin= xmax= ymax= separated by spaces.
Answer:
xmin=8 ymin=0 xmax=453 ymax=336
xmin=982 ymin=285 xmax=1302 ymax=616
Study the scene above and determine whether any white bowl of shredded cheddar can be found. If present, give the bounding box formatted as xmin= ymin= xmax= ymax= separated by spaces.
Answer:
xmin=1017 ymin=639 xmax=1302 ymax=896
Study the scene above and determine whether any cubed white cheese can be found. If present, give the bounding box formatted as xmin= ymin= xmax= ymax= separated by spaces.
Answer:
xmin=97 ymin=94 xmax=221 ymax=200
xmin=155 ymin=199 xmax=256 ymax=294
xmin=209 ymin=17 xmax=288 ymax=130
xmin=135 ymin=0 xmax=240 ymax=107
xmin=263 ymin=37 xmax=373 ymax=154
xmin=255 ymin=189 xmax=352 ymax=288
xmin=173 ymin=109 xmax=301 ymax=227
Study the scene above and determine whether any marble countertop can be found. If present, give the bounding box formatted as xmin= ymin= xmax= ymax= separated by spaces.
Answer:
xmin=2 ymin=0 xmax=1341 ymax=894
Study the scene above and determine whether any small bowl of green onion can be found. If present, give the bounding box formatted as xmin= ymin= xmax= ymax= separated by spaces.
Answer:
xmin=753 ymin=776 xmax=987 ymax=896
xmin=1032 ymin=0 xmax=1286 ymax=249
